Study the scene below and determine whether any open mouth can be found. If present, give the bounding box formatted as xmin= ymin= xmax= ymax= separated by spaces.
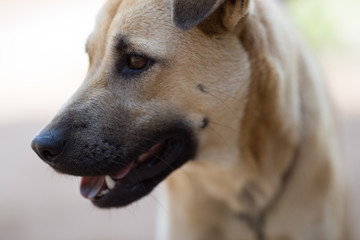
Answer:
xmin=79 ymin=134 xmax=195 ymax=208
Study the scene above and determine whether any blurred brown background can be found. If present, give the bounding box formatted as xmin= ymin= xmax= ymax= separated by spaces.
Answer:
xmin=0 ymin=0 xmax=359 ymax=239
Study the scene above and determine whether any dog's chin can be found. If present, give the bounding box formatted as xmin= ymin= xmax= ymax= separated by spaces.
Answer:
xmin=80 ymin=130 xmax=196 ymax=208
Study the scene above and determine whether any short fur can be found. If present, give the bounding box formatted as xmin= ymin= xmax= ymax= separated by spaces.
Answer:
xmin=35 ymin=0 xmax=347 ymax=239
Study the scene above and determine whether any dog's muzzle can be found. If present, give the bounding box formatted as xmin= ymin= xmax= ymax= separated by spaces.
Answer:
xmin=31 ymin=119 xmax=197 ymax=208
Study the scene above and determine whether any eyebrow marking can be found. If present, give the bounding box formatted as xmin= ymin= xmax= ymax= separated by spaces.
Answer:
xmin=114 ymin=35 xmax=129 ymax=52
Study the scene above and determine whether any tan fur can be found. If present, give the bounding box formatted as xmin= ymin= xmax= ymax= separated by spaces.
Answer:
xmin=58 ymin=0 xmax=347 ymax=239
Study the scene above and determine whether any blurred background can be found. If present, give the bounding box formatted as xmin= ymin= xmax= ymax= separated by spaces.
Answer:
xmin=0 ymin=0 xmax=359 ymax=239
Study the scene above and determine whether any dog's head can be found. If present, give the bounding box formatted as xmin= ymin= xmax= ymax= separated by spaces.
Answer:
xmin=32 ymin=0 xmax=259 ymax=208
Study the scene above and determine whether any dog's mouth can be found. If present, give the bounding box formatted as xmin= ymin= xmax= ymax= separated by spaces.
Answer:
xmin=80 ymin=134 xmax=195 ymax=208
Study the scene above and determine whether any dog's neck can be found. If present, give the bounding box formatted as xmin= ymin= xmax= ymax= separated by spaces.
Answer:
xmin=163 ymin=1 xmax=345 ymax=240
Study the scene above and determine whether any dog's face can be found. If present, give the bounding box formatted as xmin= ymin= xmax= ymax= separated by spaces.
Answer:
xmin=32 ymin=0 xmax=251 ymax=208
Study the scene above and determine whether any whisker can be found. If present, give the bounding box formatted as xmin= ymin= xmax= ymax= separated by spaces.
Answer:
xmin=129 ymin=146 xmax=177 ymax=172
xmin=201 ymin=85 xmax=243 ymax=101
xmin=206 ymin=91 xmax=240 ymax=119
xmin=92 ymin=165 xmax=106 ymax=175
xmin=132 ymin=168 xmax=147 ymax=193
xmin=107 ymin=154 xmax=147 ymax=193
xmin=207 ymin=126 xmax=232 ymax=152
xmin=149 ymin=191 xmax=167 ymax=212
xmin=210 ymin=120 xmax=240 ymax=133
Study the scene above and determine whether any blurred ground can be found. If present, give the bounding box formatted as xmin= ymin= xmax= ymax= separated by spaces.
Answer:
xmin=0 ymin=121 xmax=160 ymax=240
xmin=0 ymin=0 xmax=359 ymax=239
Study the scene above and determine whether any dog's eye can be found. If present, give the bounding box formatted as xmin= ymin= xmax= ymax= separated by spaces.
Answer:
xmin=116 ymin=53 xmax=154 ymax=77
xmin=127 ymin=55 xmax=148 ymax=70
xmin=118 ymin=54 xmax=153 ymax=77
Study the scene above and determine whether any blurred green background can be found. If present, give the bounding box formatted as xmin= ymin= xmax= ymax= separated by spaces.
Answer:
xmin=288 ymin=0 xmax=360 ymax=53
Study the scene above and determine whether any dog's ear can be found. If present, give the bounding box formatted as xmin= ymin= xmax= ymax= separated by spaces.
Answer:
xmin=170 ymin=0 xmax=251 ymax=32
xmin=170 ymin=0 xmax=221 ymax=30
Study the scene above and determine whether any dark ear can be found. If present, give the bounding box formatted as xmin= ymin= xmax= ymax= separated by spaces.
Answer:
xmin=170 ymin=0 xmax=221 ymax=30
xmin=170 ymin=0 xmax=251 ymax=31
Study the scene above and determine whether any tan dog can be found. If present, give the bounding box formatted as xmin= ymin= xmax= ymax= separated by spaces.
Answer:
xmin=31 ymin=0 xmax=347 ymax=239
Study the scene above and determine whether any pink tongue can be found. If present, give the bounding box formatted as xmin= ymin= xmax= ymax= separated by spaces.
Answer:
xmin=79 ymin=162 xmax=135 ymax=199
xmin=80 ymin=176 xmax=105 ymax=199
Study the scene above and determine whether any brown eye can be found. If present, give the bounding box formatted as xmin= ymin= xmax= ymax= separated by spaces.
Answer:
xmin=128 ymin=55 xmax=148 ymax=70
xmin=119 ymin=54 xmax=154 ymax=76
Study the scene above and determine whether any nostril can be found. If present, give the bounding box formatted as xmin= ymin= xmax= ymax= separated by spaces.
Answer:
xmin=31 ymin=132 xmax=66 ymax=163
xmin=42 ymin=150 xmax=58 ymax=161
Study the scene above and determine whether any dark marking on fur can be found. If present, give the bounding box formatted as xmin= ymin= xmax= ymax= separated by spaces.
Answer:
xmin=197 ymin=84 xmax=208 ymax=93
xmin=199 ymin=117 xmax=209 ymax=129
xmin=114 ymin=35 xmax=129 ymax=52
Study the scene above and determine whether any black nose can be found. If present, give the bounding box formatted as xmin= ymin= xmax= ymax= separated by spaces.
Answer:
xmin=31 ymin=131 xmax=65 ymax=163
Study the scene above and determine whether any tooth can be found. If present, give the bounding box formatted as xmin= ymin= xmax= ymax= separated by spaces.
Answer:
xmin=105 ymin=175 xmax=116 ymax=190
xmin=97 ymin=189 xmax=109 ymax=198
xmin=101 ymin=189 xmax=109 ymax=195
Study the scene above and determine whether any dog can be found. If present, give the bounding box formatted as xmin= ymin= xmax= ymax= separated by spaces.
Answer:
xmin=31 ymin=0 xmax=347 ymax=239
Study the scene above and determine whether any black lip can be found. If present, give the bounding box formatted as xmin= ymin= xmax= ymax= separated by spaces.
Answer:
xmin=34 ymin=119 xmax=197 ymax=208
xmin=92 ymin=131 xmax=196 ymax=208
